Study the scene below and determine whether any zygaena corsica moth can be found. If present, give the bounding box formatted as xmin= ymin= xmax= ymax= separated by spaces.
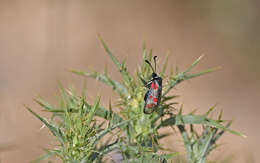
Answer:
xmin=142 ymin=56 xmax=162 ymax=114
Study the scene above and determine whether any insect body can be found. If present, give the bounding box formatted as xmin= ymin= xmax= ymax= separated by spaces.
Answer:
xmin=142 ymin=56 xmax=162 ymax=114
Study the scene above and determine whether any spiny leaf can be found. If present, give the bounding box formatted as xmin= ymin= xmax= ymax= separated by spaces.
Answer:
xmin=161 ymin=95 xmax=179 ymax=103
xmin=26 ymin=106 xmax=65 ymax=144
xmin=163 ymin=58 xmax=220 ymax=97
xmin=98 ymin=36 xmax=120 ymax=69
xmin=159 ymin=114 xmax=245 ymax=137
xmin=72 ymin=70 xmax=128 ymax=97
xmin=91 ymin=119 xmax=130 ymax=146
xmin=213 ymin=121 xmax=233 ymax=142
xmin=218 ymin=110 xmax=223 ymax=121
xmin=197 ymin=131 xmax=214 ymax=163
xmin=108 ymin=99 xmax=115 ymax=127
xmin=189 ymin=109 xmax=198 ymax=115
xmin=206 ymin=118 xmax=246 ymax=137
xmin=85 ymin=96 xmax=100 ymax=126
xmin=85 ymin=103 xmax=123 ymax=125
xmin=177 ymin=125 xmax=192 ymax=163
xmin=205 ymin=104 xmax=217 ymax=116
xmin=178 ymin=104 xmax=183 ymax=115
xmin=160 ymin=53 xmax=169 ymax=78
xmin=158 ymin=133 xmax=172 ymax=140
xmin=99 ymin=140 xmax=120 ymax=155
xmin=184 ymin=55 xmax=204 ymax=73
xmin=44 ymin=101 xmax=124 ymax=126
xmin=190 ymin=124 xmax=199 ymax=139
xmin=34 ymin=98 xmax=56 ymax=111
xmin=98 ymin=36 xmax=132 ymax=85
xmin=185 ymin=66 xmax=221 ymax=80
xmin=158 ymin=152 xmax=179 ymax=160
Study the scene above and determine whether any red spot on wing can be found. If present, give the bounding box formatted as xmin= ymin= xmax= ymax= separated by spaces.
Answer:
xmin=151 ymin=82 xmax=158 ymax=90
xmin=147 ymin=103 xmax=155 ymax=109
xmin=149 ymin=95 xmax=153 ymax=99
xmin=151 ymin=82 xmax=154 ymax=89
xmin=154 ymin=83 xmax=157 ymax=89
xmin=153 ymin=98 xmax=157 ymax=102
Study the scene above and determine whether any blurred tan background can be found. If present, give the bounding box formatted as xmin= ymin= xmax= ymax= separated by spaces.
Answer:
xmin=0 ymin=0 xmax=259 ymax=162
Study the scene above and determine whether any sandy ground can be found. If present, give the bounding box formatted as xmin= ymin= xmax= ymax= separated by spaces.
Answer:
xmin=0 ymin=0 xmax=259 ymax=162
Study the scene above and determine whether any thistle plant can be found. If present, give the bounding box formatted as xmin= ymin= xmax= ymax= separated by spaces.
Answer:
xmin=27 ymin=88 xmax=128 ymax=163
xmin=27 ymin=37 xmax=245 ymax=163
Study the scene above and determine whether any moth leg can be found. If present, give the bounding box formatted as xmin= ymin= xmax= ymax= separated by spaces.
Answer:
xmin=145 ymin=80 xmax=153 ymax=88
xmin=138 ymin=75 xmax=147 ymax=85
xmin=144 ymin=91 xmax=149 ymax=101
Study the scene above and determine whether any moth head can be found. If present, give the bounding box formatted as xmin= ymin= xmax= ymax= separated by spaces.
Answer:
xmin=145 ymin=56 xmax=158 ymax=74
xmin=152 ymin=72 xmax=157 ymax=78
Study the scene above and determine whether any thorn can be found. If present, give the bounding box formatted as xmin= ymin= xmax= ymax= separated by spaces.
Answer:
xmin=218 ymin=109 xmax=223 ymax=121
xmin=205 ymin=103 xmax=217 ymax=116
xmin=184 ymin=55 xmax=205 ymax=73
xmin=178 ymin=104 xmax=183 ymax=115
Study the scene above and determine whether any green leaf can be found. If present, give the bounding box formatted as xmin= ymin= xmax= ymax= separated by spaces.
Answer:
xmin=162 ymin=55 xmax=220 ymax=97
xmin=161 ymin=95 xmax=179 ymax=103
xmin=142 ymin=40 xmax=147 ymax=58
xmin=91 ymin=119 xmax=130 ymax=146
xmin=204 ymin=104 xmax=217 ymax=116
xmin=158 ymin=133 xmax=172 ymax=140
xmin=99 ymin=140 xmax=120 ymax=155
xmin=26 ymin=106 xmax=65 ymax=144
xmin=218 ymin=110 xmax=223 ymax=121
xmin=177 ymin=125 xmax=192 ymax=163
xmin=184 ymin=55 xmax=205 ymax=74
xmin=160 ymin=53 xmax=169 ymax=78
xmin=98 ymin=36 xmax=132 ymax=86
xmin=85 ymin=102 xmax=124 ymax=125
xmin=159 ymin=152 xmax=179 ymax=160
xmin=34 ymin=98 xmax=56 ymax=111
xmin=72 ymin=70 xmax=128 ymax=97
xmin=197 ymin=131 xmax=214 ymax=163
xmin=85 ymin=96 xmax=100 ymax=126
xmin=159 ymin=114 xmax=245 ymax=137
xmin=184 ymin=66 xmax=221 ymax=80
xmin=43 ymin=101 xmax=124 ymax=127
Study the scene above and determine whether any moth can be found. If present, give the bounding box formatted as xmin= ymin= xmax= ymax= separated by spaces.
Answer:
xmin=142 ymin=56 xmax=162 ymax=114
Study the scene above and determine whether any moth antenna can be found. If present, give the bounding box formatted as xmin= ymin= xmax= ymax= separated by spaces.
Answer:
xmin=153 ymin=56 xmax=157 ymax=72
xmin=145 ymin=60 xmax=155 ymax=73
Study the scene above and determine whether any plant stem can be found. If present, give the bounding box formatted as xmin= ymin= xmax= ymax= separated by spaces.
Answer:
xmin=177 ymin=125 xmax=193 ymax=163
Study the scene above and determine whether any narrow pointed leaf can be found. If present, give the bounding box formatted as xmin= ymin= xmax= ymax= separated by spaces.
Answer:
xmin=85 ymin=96 xmax=100 ymax=126
xmin=159 ymin=114 xmax=246 ymax=137
xmin=99 ymin=36 xmax=121 ymax=69
xmin=185 ymin=66 xmax=221 ymax=80
xmin=84 ymin=103 xmax=123 ymax=125
xmin=184 ymin=55 xmax=204 ymax=73
xmin=160 ymin=54 xmax=169 ymax=78
xmin=205 ymin=104 xmax=217 ymax=116
xmin=197 ymin=131 xmax=214 ymax=163
xmin=218 ymin=110 xmax=223 ymax=121
xmin=98 ymin=36 xmax=132 ymax=85
xmin=26 ymin=107 xmax=65 ymax=144
xmin=34 ymin=98 xmax=56 ymax=111
xmin=72 ymin=70 xmax=128 ymax=97
xmin=91 ymin=119 xmax=130 ymax=146
xmin=142 ymin=40 xmax=147 ymax=58
xmin=161 ymin=95 xmax=179 ymax=103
